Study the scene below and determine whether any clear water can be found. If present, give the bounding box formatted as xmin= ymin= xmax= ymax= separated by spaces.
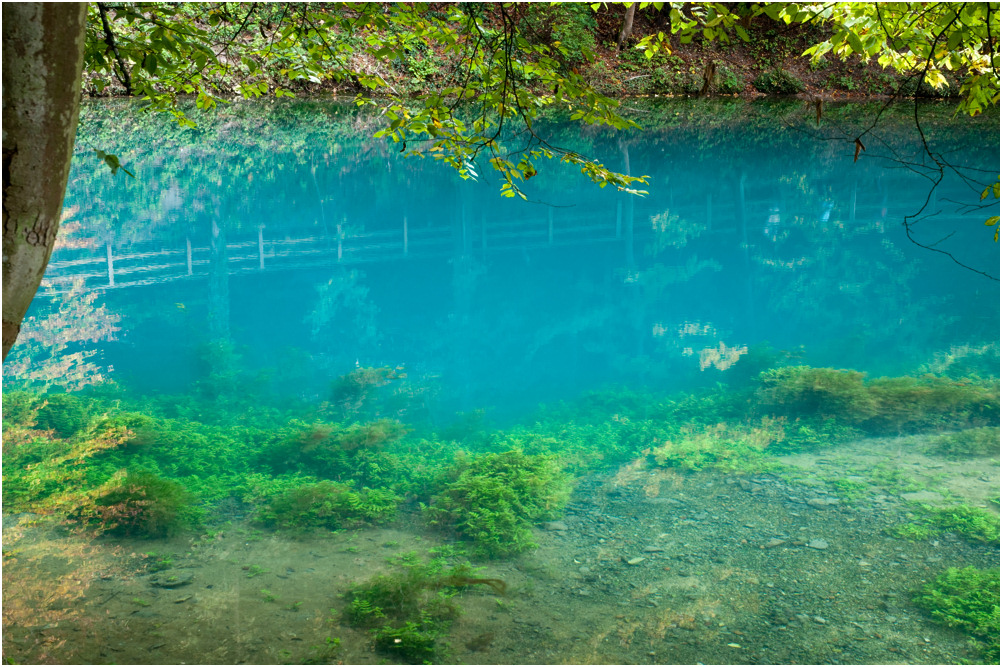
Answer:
xmin=32 ymin=99 xmax=1001 ymax=413
xmin=4 ymin=98 xmax=999 ymax=665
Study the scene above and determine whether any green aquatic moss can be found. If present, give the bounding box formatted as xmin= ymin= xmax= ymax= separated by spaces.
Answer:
xmin=756 ymin=366 xmax=1000 ymax=436
xmin=82 ymin=470 xmax=194 ymax=538
xmin=34 ymin=393 xmax=96 ymax=438
xmin=342 ymin=555 xmax=492 ymax=663
xmin=261 ymin=419 xmax=410 ymax=485
xmin=425 ymin=450 xmax=571 ymax=558
xmin=891 ymin=504 xmax=1000 ymax=544
xmin=925 ymin=505 xmax=1001 ymax=543
xmin=914 ymin=566 xmax=1000 ymax=663
xmin=928 ymin=427 xmax=1000 ymax=458
xmin=758 ymin=366 xmax=875 ymax=422
xmin=647 ymin=420 xmax=783 ymax=472
xmin=1 ymin=390 xmax=42 ymax=427
xmin=864 ymin=375 xmax=1000 ymax=434
xmin=258 ymin=480 xmax=399 ymax=531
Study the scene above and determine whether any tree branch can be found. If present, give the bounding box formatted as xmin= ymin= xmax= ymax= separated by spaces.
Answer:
xmin=97 ymin=2 xmax=131 ymax=95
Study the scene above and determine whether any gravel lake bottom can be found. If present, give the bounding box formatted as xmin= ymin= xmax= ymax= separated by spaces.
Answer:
xmin=3 ymin=436 xmax=998 ymax=665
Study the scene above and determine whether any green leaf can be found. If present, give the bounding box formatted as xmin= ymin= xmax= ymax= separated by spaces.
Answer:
xmin=847 ymin=31 xmax=864 ymax=54
xmin=93 ymin=150 xmax=135 ymax=179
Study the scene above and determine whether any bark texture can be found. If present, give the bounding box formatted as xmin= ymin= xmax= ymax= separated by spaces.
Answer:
xmin=617 ymin=2 xmax=638 ymax=51
xmin=3 ymin=3 xmax=88 ymax=360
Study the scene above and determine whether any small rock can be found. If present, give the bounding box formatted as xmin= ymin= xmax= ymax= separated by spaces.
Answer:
xmin=642 ymin=546 xmax=664 ymax=553
xmin=763 ymin=538 xmax=786 ymax=549
xmin=543 ymin=521 xmax=568 ymax=531
xmin=626 ymin=557 xmax=646 ymax=566
xmin=813 ymin=616 xmax=827 ymax=625
xmin=806 ymin=498 xmax=839 ymax=508
xmin=807 ymin=539 xmax=829 ymax=550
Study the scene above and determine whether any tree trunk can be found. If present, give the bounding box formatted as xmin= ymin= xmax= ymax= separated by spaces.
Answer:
xmin=2 ymin=3 xmax=88 ymax=360
xmin=617 ymin=2 xmax=638 ymax=51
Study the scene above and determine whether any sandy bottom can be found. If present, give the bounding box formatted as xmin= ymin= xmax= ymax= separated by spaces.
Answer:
xmin=3 ymin=438 xmax=998 ymax=665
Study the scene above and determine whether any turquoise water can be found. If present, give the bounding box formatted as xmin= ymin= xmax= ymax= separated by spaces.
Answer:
xmin=27 ymin=99 xmax=1001 ymax=414
xmin=3 ymin=99 xmax=999 ymax=665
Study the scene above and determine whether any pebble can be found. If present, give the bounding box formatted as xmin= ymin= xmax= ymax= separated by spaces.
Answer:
xmin=642 ymin=546 xmax=664 ymax=553
xmin=806 ymin=498 xmax=839 ymax=508
xmin=543 ymin=521 xmax=568 ymax=531
xmin=807 ymin=539 xmax=829 ymax=550
xmin=626 ymin=557 xmax=646 ymax=566
xmin=727 ymin=643 xmax=742 ymax=648
xmin=762 ymin=538 xmax=786 ymax=549
xmin=813 ymin=616 xmax=827 ymax=625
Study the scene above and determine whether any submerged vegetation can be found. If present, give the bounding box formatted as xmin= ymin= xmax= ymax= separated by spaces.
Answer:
xmin=5 ymin=361 xmax=996 ymax=543
xmin=343 ymin=552 xmax=504 ymax=663
xmin=3 ymin=356 xmax=998 ymax=658
xmin=914 ymin=566 xmax=1001 ymax=663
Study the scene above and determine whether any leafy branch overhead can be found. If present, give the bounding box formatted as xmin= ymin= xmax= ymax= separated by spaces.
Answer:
xmin=82 ymin=2 xmax=650 ymax=198
xmin=81 ymin=2 xmax=997 ymax=213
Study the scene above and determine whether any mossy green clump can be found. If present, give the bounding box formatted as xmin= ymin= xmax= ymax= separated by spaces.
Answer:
xmin=343 ymin=554 xmax=502 ymax=663
xmin=262 ymin=419 xmax=412 ymax=488
xmin=926 ymin=505 xmax=1001 ymax=543
xmin=647 ymin=420 xmax=782 ymax=472
xmin=2 ymin=390 xmax=42 ymax=427
xmin=82 ymin=470 xmax=193 ymax=538
xmin=751 ymin=69 xmax=805 ymax=94
xmin=34 ymin=393 xmax=95 ymax=438
xmin=864 ymin=376 xmax=999 ymax=434
xmin=329 ymin=366 xmax=403 ymax=417
xmin=757 ymin=366 xmax=999 ymax=437
xmin=928 ymin=427 xmax=1000 ymax=458
xmin=892 ymin=504 xmax=1000 ymax=544
xmin=914 ymin=566 xmax=1000 ymax=663
xmin=425 ymin=450 xmax=571 ymax=558
xmin=258 ymin=480 xmax=399 ymax=531
xmin=758 ymin=366 xmax=875 ymax=421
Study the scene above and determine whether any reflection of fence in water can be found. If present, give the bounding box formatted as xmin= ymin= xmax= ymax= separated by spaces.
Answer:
xmin=42 ymin=189 xmax=900 ymax=293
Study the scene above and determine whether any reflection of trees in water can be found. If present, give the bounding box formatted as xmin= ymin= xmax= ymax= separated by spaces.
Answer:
xmin=3 ymin=281 xmax=120 ymax=391
xmin=52 ymin=100 xmax=998 ymax=398
xmin=305 ymin=269 xmax=381 ymax=371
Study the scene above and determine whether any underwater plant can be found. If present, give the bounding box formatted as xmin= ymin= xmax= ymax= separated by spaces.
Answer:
xmin=756 ymin=366 xmax=1000 ymax=436
xmin=891 ymin=504 xmax=1001 ymax=544
xmin=757 ymin=366 xmax=876 ymax=422
xmin=34 ymin=393 xmax=96 ymax=438
xmin=914 ymin=566 xmax=1000 ymax=663
xmin=257 ymin=480 xmax=399 ymax=531
xmin=329 ymin=366 xmax=402 ymax=416
xmin=863 ymin=375 xmax=1000 ymax=434
xmin=82 ymin=470 xmax=194 ymax=538
xmin=343 ymin=554 xmax=502 ymax=663
xmin=1 ymin=390 xmax=42 ymax=427
xmin=647 ymin=420 xmax=783 ymax=472
xmin=261 ymin=419 xmax=410 ymax=487
xmin=425 ymin=449 xmax=571 ymax=558
xmin=928 ymin=427 xmax=1001 ymax=458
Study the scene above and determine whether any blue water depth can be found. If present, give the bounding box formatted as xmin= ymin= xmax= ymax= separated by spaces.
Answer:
xmin=18 ymin=98 xmax=1001 ymax=422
